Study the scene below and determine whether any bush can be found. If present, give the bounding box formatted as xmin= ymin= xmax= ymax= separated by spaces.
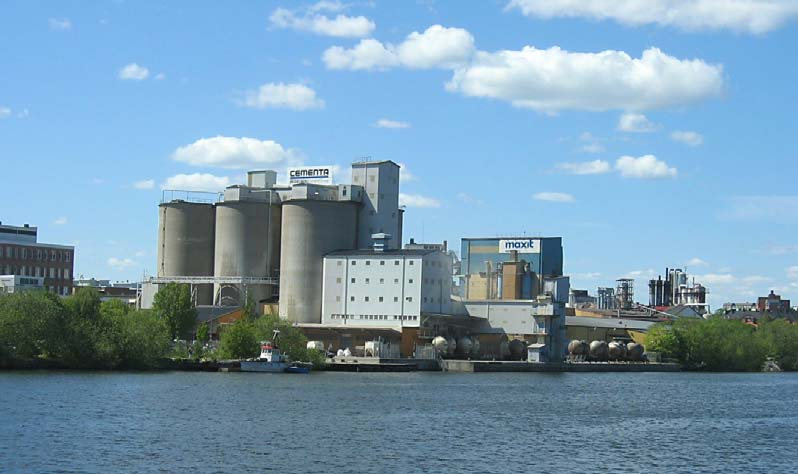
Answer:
xmin=219 ymin=320 xmax=258 ymax=359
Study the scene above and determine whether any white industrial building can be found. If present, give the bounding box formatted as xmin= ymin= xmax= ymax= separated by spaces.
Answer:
xmin=320 ymin=247 xmax=453 ymax=328
xmin=0 ymin=275 xmax=44 ymax=294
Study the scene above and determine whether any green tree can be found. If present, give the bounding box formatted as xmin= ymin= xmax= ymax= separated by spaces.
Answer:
xmin=152 ymin=283 xmax=197 ymax=339
xmin=0 ymin=290 xmax=67 ymax=361
xmin=196 ymin=322 xmax=210 ymax=344
xmin=219 ymin=320 xmax=258 ymax=359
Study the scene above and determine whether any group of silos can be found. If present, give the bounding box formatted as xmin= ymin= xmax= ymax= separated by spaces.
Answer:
xmin=567 ymin=340 xmax=645 ymax=362
xmin=156 ymin=193 xmax=282 ymax=307
xmin=157 ymin=172 xmax=372 ymax=323
xmin=431 ymin=335 xmax=529 ymax=360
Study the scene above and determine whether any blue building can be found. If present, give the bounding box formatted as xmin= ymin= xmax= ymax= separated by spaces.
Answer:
xmin=459 ymin=237 xmax=563 ymax=300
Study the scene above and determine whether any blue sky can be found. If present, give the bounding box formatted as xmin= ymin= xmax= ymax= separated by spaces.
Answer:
xmin=2 ymin=0 xmax=798 ymax=307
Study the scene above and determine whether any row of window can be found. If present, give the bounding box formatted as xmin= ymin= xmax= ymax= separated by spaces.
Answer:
xmin=339 ymin=277 xmax=414 ymax=285
xmin=2 ymin=246 xmax=72 ymax=263
xmin=337 ymin=295 xmax=413 ymax=303
xmin=329 ymin=314 xmax=418 ymax=321
xmin=1 ymin=265 xmax=70 ymax=279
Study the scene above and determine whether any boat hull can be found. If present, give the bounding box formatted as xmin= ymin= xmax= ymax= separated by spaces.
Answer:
xmin=240 ymin=360 xmax=288 ymax=373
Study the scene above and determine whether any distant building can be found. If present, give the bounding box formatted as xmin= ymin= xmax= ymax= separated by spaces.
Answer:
xmin=722 ymin=302 xmax=757 ymax=313
xmin=757 ymin=290 xmax=790 ymax=313
xmin=74 ymin=278 xmax=139 ymax=306
xmin=568 ymin=289 xmax=596 ymax=309
xmin=0 ymin=275 xmax=44 ymax=294
xmin=0 ymin=222 xmax=74 ymax=296
xmin=648 ymin=268 xmax=708 ymax=314
xmin=596 ymin=287 xmax=616 ymax=310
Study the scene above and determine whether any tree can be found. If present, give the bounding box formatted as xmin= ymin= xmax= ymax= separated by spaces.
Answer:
xmin=219 ymin=320 xmax=258 ymax=359
xmin=152 ymin=283 xmax=197 ymax=339
xmin=0 ymin=291 xmax=67 ymax=361
xmin=196 ymin=323 xmax=210 ymax=344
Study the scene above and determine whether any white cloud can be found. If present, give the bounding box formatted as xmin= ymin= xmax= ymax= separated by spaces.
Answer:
xmin=615 ymin=155 xmax=677 ymax=179
xmin=107 ymin=257 xmax=137 ymax=270
xmin=769 ymin=244 xmax=798 ymax=255
xmin=575 ymin=272 xmax=602 ymax=279
xmin=456 ymin=192 xmax=484 ymax=205
xmin=625 ymin=269 xmax=655 ymax=279
xmin=375 ymin=118 xmax=410 ymax=129
xmin=161 ymin=173 xmax=232 ymax=192
xmin=133 ymin=179 xmax=155 ymax=190
xmin=134 ymin=250 xmax=147 ymax=258
xmin=323 ymin=25 xmax=475 ymax=70
xmin=0 ymin=107 xmax=10 ymax=119
xmin=671 ymin=130 xmax=704 ymax=146
xmin=557 ymin=160 xmax=611 ymax=175
xmin=720 ymin=196 xmax=798 ymax=221
xmin=399 ymin=193 xmax=441 ymax=208
xmin=172 ymin=136 xmax=302 ymax=169
xmin=696 ymin=273 xmax=736 ymax=285
xmin=269 ymin=6 xmax=375 ymax=38
xmin=787 ymin=266 xmax=798 ymax=279
xmin=686 ymin=257 xmax=708 ymax=266
xmin=53 ymin=217 xmax=68 ymax=225
xmin=242 ymin=82 xmax=325 ymax=110
xmin=309 ymin=1 xmax=347 ymax=13
xmin=48 ymin=18 xmax=72 ymax=31
xmin=580 ymin=143 xmax=605 ymax=153
xmin=154 ymin=73 xmax=166 ymax=80
xmin=397 ymin=162 xmax=417 ymax=182
xmin=506 ymin=0 xmax=798 ymax=34
xmin=446 ymin=46 xmax=723 ymax=112
xmin=533 ymin=192 xmax=575 ymax=203
xmin=118 ymin=63 xmax=150 ymax=81
xmin=618 ymin=112 xmax=658 ymax=132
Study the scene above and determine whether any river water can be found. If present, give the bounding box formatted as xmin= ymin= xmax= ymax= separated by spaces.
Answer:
xmin=1 ymin=371 xmax=796 ymax=473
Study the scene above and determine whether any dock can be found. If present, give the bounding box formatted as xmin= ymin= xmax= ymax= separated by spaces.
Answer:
xmin=440 ymin=360 xmax=681 ymax=373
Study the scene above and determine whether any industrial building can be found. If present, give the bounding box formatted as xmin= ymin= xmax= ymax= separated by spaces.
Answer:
xmin=648 ymin=268 xmax=708 ymax=314
xmin=0 ymin=222 xmax=75 ymax=296
xmin=146 ymin=163 xmax=571 ymax=362
xmin=0 ymin=275 xmax=44 ymax=294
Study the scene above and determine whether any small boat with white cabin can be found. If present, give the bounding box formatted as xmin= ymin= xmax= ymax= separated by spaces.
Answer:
xmin=240 ymin=341 xmax=289 ymax=373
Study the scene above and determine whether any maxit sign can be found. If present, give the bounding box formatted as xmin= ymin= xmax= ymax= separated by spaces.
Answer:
xmin=499 ymin=239 xmax=540 ymax=254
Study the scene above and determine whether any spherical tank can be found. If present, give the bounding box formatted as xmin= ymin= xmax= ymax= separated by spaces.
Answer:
xmin=626 ymin=342 xmax=644 ymax=361
xmin=568 ymin=340 xmax=582 ymax=355
xmin=279 ymin=200 xmax=358 ymax=324
xmin=446 ymin=337 xmax=457 ymax=356
xmin=608 ymin=341 xmax=626 ymax=360
xmin=157 ymin=201 xmax=216 ymax=305
xmin=499 ymin=340 xmax=510 ymax=359
xmin=589 ymin=340 xmax=609 ymax=360
xmin=432 ymin=336 xmax=448 ymax=354
xmin=509 ymin=339 xmax=526 ymax=360
xmin=214 ymin=200 xmax=281 ymax=307
xmin=456 ymin=337 xmax=473 ymax=356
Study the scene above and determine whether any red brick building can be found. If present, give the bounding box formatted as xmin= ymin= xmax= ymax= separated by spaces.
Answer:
xmin=0 ymin=223 xmax=74 ymax=296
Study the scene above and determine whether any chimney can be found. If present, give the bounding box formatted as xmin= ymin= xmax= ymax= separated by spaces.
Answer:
xmin=443 ymin=240 xmax=448 ymax=252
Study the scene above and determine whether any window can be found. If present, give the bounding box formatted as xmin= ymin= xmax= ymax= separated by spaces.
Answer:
xmin=365 ymin=296 xmax=370 ymax=302
xmin=380 ymin=261 xmax=385 ymax=266
xmin=366 ymin=260 xmax=371 ymax=266
xmin=406 ymin=297 xmax=413 ymax=302
xmin=365 ymin=278 xmax=370 ymax=284
xmin=409 ymin=261 xmax=414 ymax=266
xmin=337 ymin=261 xmax=342 ymax=266
xmin=394 ymin=260 xmax=399 ymax=265
xmin=408 ymin=279 xmax=414 ymax=284
xmin=351 ymin=261 xmax=356 ymax=266
xmin=394 ymin=278 xmax=399 ymax=284
xmin=342 ymin=188 xmax=347 ymax=196
xmin=394 ymin=297 xmax=399 ymax=302
xmin=336 ymin=277 xmax=342 ymax=284
xmin=350 ymin=296 xmax=355 ymax=302
xmin=351 ymin=278 xmax=356 ymax=283
xmin=336 ymin=296 xmax=341 ymax=302
xmin=423 ymin=297 xmax=428 ymax=303
xmin=379 ymin=278 xmax=384 ymax=284
xmin=379 ymin=297 xmax=384 ymax=302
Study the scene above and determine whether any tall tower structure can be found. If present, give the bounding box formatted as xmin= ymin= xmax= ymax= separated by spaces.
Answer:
xmin=351 ymin=160 xmax=401 ymax=250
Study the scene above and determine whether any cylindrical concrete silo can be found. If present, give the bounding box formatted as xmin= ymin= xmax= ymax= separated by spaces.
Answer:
xmin=157 ymin=201 xmax=216 ymax=305
xmin=213 ymin=200 xmax=281 ymax=307
xmin=279 ymin=200 xmax=358 ymax=323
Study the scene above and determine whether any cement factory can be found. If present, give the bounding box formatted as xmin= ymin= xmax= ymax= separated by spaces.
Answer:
xmin=140 ymin=160 xmax=574 ymax=364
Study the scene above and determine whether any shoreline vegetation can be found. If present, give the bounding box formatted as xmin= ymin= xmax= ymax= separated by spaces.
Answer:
xmin=646 ymin=318 xmax=798 ymax=371
xmin=0 ymin=284 xmax=323 ymax=371
xmin=2 ymin=284 xmax=797 ymax=372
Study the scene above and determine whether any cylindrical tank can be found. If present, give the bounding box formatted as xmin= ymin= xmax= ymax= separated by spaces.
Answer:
xmin=626 ymin=342 xmax=645 ymax=361
xmin=279 ymin=200 xmax=358 ymax=323
xmin=456 ymin=337 xmax=473 ymax=356
xmin=214 ymin=200 xmax=281 ymax=308
xmin=432 ymin=336 xmax=448 ymax=354
xmin=470 ymin=337 xmax=481 ymax=357
xmin=157 ymin=201 xmax=216 ymax=305
xmin=446 ymin=337 xmax=457 ymax=356
xmin=499 ymin=340 xmax=510 ymax=359
xmin=589 ymin=340 xmax=609 ymax=360
xmin=608 ymin=341 xmax=626 ymax=360
xmin=509 ymin=339 xmax=526 ymax=360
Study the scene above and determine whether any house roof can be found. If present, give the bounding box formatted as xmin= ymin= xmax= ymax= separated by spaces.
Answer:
xmin=196 ymin=305 xmax=241 ymax=323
